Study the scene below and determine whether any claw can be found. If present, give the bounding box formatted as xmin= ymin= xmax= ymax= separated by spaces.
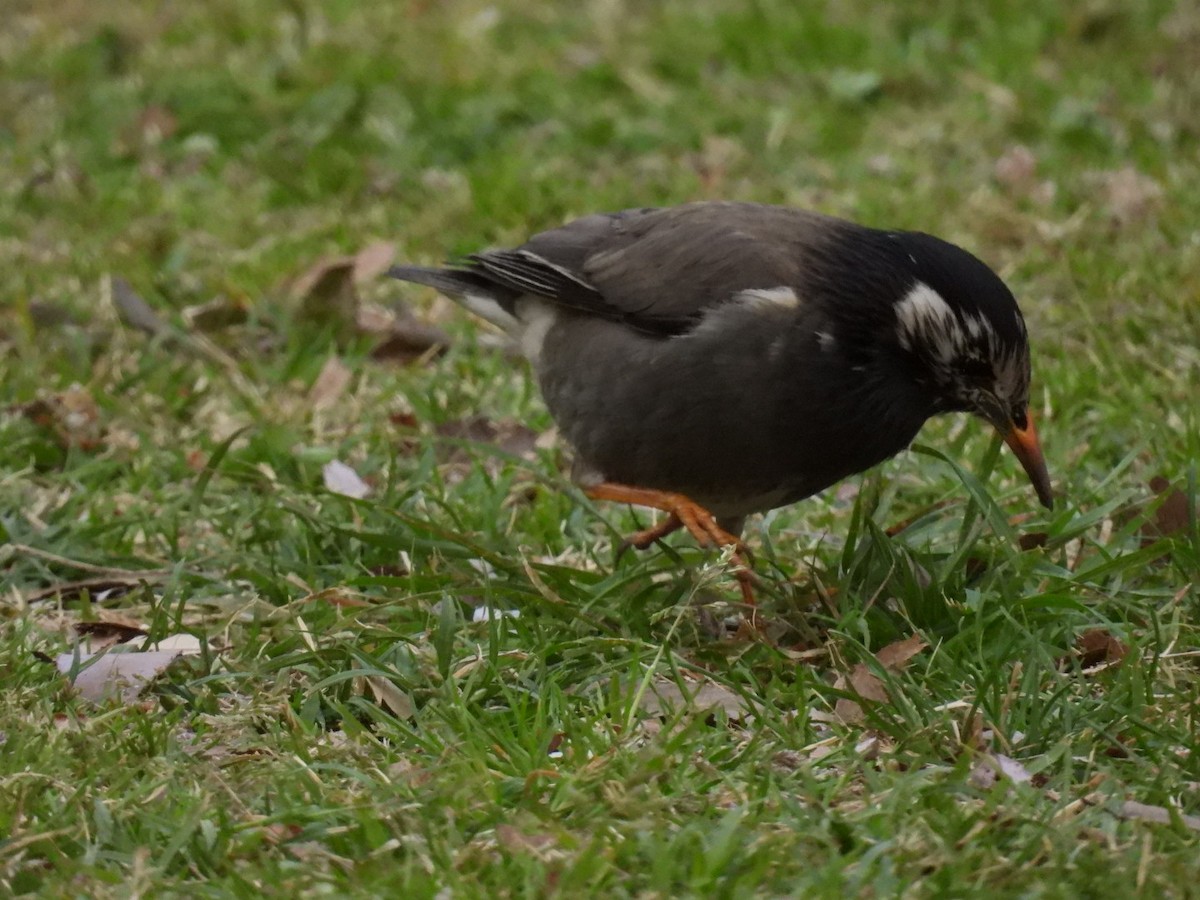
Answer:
xmin=615 ymin=512 xmax=685 ymax=562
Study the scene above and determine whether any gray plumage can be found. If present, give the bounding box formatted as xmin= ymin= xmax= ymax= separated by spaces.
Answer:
xmin=389 ymin=201 xmax=1048 ymax=524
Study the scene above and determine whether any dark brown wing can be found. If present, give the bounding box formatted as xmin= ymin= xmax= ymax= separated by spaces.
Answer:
xmin=468 ymin=202 xmax=853 ymax=334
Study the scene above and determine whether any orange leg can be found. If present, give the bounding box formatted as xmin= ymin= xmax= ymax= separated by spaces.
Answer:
xmin=585 ymin=483 xmax=757 ymax=610
xmin=620 ymin=512 xmax=685 ymax=555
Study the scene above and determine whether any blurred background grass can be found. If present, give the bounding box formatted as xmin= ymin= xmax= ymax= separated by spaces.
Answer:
xmin=1 ymin=1 xmax=1199 ymax=895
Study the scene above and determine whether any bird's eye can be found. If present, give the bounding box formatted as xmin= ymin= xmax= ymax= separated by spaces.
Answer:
xmin=1012 ymin=408 xmax=1028 ymax=430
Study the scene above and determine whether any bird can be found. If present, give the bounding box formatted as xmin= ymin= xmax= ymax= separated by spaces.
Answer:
xmin=388 ymin=201 xmax=1053 ymax=605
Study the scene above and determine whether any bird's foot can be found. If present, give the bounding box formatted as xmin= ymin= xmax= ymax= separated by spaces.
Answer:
xmin=615 ymin=511 xmax=685 ymax=561
xmin=585 ymin=483 xmax=758 ymax=615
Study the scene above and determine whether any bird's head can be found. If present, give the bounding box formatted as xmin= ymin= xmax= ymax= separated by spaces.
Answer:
xmin=885 ymin=231 xmax=1053 ymax=509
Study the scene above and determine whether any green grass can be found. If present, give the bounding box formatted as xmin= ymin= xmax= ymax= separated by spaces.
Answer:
xmin=2 ymin=0 xmax=1199 ymax=895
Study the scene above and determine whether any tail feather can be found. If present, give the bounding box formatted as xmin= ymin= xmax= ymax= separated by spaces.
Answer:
xmin=386 ymin=265 xmax=495 ymax=298
xmin=388 ymin=264 xmax=522 ymax=333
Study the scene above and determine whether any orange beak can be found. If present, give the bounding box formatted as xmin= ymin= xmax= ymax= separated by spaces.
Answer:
xmin=1001 ymin=411 xmax=1053 ymax=509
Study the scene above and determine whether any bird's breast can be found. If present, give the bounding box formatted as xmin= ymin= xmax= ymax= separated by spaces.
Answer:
xmin=536 ymin=307 xmax=930 ymax=517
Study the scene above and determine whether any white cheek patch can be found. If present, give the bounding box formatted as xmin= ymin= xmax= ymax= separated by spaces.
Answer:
xmin=894 ymin=281 xmax=964 ymax=362
xmin=895 ymin=280 xmax=1031 ymax=408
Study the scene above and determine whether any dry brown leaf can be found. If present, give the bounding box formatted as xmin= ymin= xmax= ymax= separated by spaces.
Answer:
xmin=495 ymin=824 xmax=557 ymax=857
xmin=1098 ymin=166 xmax=1163 ymax=225
xmin=112 ymin=105 xmax=178 ymax=158
xmin=21 ymin=384 xmax=104 ymax=451
xmin=994 ymin=145 xmax=1038 ymax=191
xmin=291 ymin=241 xmax=397 ymax=335
xmin=353 ymin=241 xmax=397 ymax=282
xmin=834 ymin=635 xmax=927 ymax=725
xmin=436 ymin=416 xmax=540 ymax=463
xmin=369 ymin=317 xmax=451 ymax=364
xmin=874 ymin=634 xmax=927 ymax=669
xmin=1074 ymin=628 xmax=1130 ymax=669
xmin=292 ymin=258 xmax=358 ymax=334
xmin=28 ymin=300 xmax=80 ymax=329
xmin=355 ymin=664 xmax=414 ymax=719
xmin=183 ymin=295 xmax=249 ymax=331
xmin=185 ymin=449 xmax=208 ymax=472
xmin=365 ymin=676 xmax=414 ymax=719
xmin=1142 ymin=476 xmax=1194 ymax=541
xmin=74 ymin=619 xmax=147 ymax=653
xmin=301 ymin=587 xmax=372 ymax=609
xmin=355 ymin=302 xmax=395 ymax=334
xmin=261 ymin=823 xmax=304 ymax=845
xmin=1018 ymin=532 xmax=1049 ymax=551
xmin=309 ymin=356 xmax=353 ymax=411
xmin=23 ymin=575 xmax=152 ymax=605
xmin=137 ymin=105 xmax=178 ymax=143
xmin=641 ymin=678 xmax=752 ymax=722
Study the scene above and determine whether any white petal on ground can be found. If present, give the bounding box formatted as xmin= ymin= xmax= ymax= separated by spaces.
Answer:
xmin=323 ymin=459 xmax=370 ymax=498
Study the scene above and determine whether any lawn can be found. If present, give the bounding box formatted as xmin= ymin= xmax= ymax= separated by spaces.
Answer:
xmin=2 ymin=0 xmax=1198 ymax=895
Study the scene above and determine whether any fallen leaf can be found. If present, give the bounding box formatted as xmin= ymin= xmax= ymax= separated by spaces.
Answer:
xmin=357 ymin=668 xmax=414 ymax=719
xmin=1074 ymin=629 xmax=1130 ymax=669
xmin=113 ymin=105 xmax=178 ymax=157
xmin=21 ymin=384 xmax=104 ymax=451
xmin=322 ymin=459 xmax=371 ymax=499
xmin=291 ymin=242 xmax=398 ymax=338
xmin=136 ymin=105 xmax=178 ymax=143
xmin=23 ymin=576 xmax=152 ymax=605
xmin=968 ymin=760 xmax=999 ymax=790
xmin=57 ymin=649 xmax=185 ymax=703
xmin=301 ymin=587 xmax=372 ymax=608
xmin=640 ymin=678 xmax=752 ymax=723
xmin=495 ymin=824 xmax=557 ymax=857
xmin=261 ymin=823 xmax=304 ymax=845
xmin=1018 ymin=532 xmax=1049 ymax=551
xmin=74 ymin=620 xmax=147 ymax=652
xmin=309 ymin=356 xmax=353 ymax=411
xmin=1117 ymin=800 xmax=1200 ymax=832
xmin=132 ymin=633 xmax=205 ymax=654
xmin=292 ymin=258 xmax=358 ymax=336
xmin=834 ymin=635 xmax=927 ymax=725
xmin=110 ymin=277 xmax=169 ymax=336
xmin=472 ymin=605 xmax=521 ymax=623
xmin=874 ymin=634 xmax=927 ymax=669
xmin=1142 ymin=476 xmax=1194 ymax=541
xmin=27 ymin=300 xmax=80 ymax=329
xmin=825 ymin=68 xmax=882 ymax=103
xmin=183 ymin=295 xmax=249 ymax=331
xmin=185 ymin=448 xmax=208 ymax=472
xmin=353 ymin=241 xmax=396 ymax=282
xmin=994 ymin=145 xmax=1038 ymax=191
xmin=969 ymin=753 xmax=1035 ymax=789
xmin=436 ymin=416 xmax=540 ymax=463
xmin=355 ymin=303 xmax=395 ymax=334
xmin=1098 ymin=166 xmax=1163 ymax=225
xmin=369 ymin=316 xmax=451 ymax=364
